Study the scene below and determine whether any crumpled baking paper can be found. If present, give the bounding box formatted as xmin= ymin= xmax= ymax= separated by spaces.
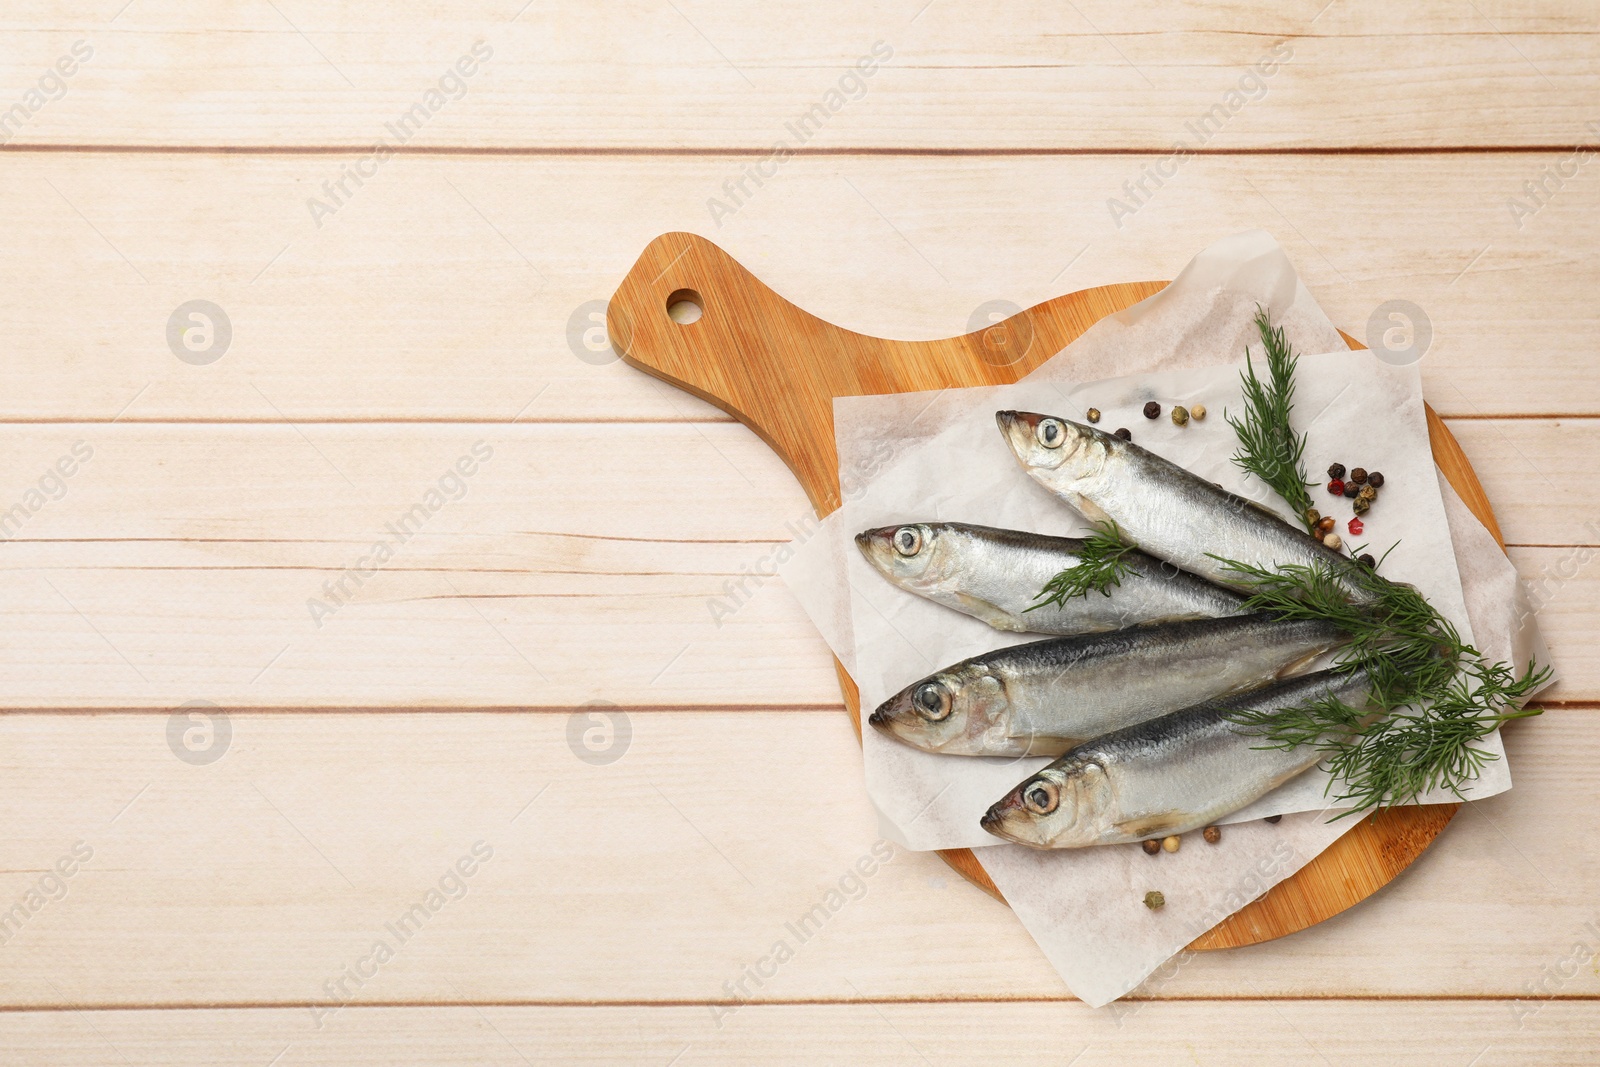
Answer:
xmin=775 ymin=230 xmax=1554 ymax=1005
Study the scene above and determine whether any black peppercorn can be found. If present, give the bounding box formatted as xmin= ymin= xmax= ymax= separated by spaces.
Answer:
xmin=1142 ymin=839 xmax=1160 ymax=855
xmin=1350 ymin=467 xmax=1368 ymax=485
xmin=1115 ymin=427 xmax=1132 ymax=440
xmin=1143 ymin=401 xmax=1161 ymax=419
xmin=1358 ymin=553 xmax=1376 ymax=567
xmin=1343 ymin=482 xmax=1359 ymax=498
xmin=1264 ymin=814 xmax=1283 ymax=824
xmin=1367 ymin=471 xmax=1385 ymax=488
xmin=1327 ymin=462 xmax=1346 ymax=480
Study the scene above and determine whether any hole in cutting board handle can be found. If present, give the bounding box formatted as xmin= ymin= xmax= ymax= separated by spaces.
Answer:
xmin=666 ymin=289 xmax=703 ymax=325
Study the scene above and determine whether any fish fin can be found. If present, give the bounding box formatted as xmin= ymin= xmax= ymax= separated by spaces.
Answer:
xmin=1011 ymin=733 xmax=1078 ymax=758
xmin=952 ymin=592 xmax=1028 ymax=632
xmin=1073 ymin=496 xmax=1110 ymax=524
xmin=1116 ymin=812 xmax=1188 ymax=840
xmin=1273 ymin=644 xmax=1338 ymax=679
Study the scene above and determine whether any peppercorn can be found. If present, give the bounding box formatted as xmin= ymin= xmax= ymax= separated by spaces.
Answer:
xmin=1142 ymin=839 xmax=1160 ymax=855
xmin=1350 ymin=467 xmax=1367 ymax=485
xmin=1171 ymin=405 xmax=1189 ymax=426
xmin=1190 ymin=403 xmax=1207 ymax=421
xmin=1323 ymin=532 xmax=1342 ymax=550
xmin=1143 ymin=401 xmax=1161 ymax=419
xmin=1343 ymin=482 xmax=1359 ymax=498
xmin=1358 ymin=553 xmax=1376 ymax=567
xmin=1264 ymin=814 xmax=1283 ymax=824
xmin=1304 ymin=508 xmax=1321 ymax=527
xmin=1203 ymin=826 xmax=1221 ymax=845
xmin=1115 ymin=427 xmax=1131 ymax=440
xmin=1358 ymin=484 xmax=1377 ymax=502
xmin=1314 ymin=516 xmax=1335 ymax=537
xmin=1087 ymin=407 xmax=1101 ymax=424
xmin=1327 ymin=478 xmax=1345 ymax=496
xmin=1144 ymin=890 xmax=1165 ymax=910
xmin=1347 ymin=517 xmax=1364 ymax=537
xmin=1161 ymin=835 xmax=1181 ymax=853
xmin=1352 ymin=497 xmax=1370 ymax=516
xmin=1367 ymin=471 xmax=1385 ymax=488
xmin=1327 ymin=462 xmax=1346 ymax=480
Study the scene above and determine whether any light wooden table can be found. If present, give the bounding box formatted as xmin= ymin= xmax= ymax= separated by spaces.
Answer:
xmin=0 ymin=3 xmax=1595 ymax=1063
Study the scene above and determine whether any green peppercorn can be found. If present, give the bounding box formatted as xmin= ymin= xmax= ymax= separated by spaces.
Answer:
xmin=1352 ymin=497 xmax=1371 ymax=516
xmin=1115 ymin=427 xmax=1132 ymax=440
xmin=1143 ymin=401 xmax=1161 ymax=419
xmin=1350 ymin=467 xmax=1368 ymax=485
xmin=1327 ymin=462 xmax=1346 ymax=480
xmin=1358 ymin=485 xmax=1377 ymax=502
xmin=1171 ymin=405 xmax=1189 ymax=426
xmin=1367 ymin=471 xmax=1385 ymax=488
xmin=1143 ymin=890 xmax=1165 ymax=910
xmin=1086 ymin=407 xmax=1101 ymax=424
xmin=1304 ymin=508 xmax=1321 ymax=527
xmin=1142 ymin=839 xmax=1160 ymax=855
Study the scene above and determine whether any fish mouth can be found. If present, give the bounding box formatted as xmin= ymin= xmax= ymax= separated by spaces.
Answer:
xmin=996 ymin=410 xmax=1080 ymax=470
xmin=854 ymin=527 xmax=893 ymax=561
xmin=979 ymin=794 xmax=1024 ymax=840
xmin=866 ymin=699 xmax=895 ymax=731
xmin=994 ymin=410 xmax=1039 ymax=455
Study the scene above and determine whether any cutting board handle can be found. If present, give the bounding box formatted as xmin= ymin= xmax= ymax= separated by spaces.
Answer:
xmin=609 ymin=231 xmax=1161 ymax=515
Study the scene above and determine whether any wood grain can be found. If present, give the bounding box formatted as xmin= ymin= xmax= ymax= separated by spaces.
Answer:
xmin=1 ymin=1001 xmax=1597 ymax=1066
xmin=3 ymin=3 xmax=1596 ymax=149
xmin=0 ymin=153 xmax=1594 ymax=421
xmin=0 ymin=707 xmax=1592 ymax=1005
xmin=608 ymin=232 xmax=1506 ymax=951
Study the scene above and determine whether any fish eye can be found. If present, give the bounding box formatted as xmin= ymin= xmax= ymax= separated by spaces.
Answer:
xmin=1023 ymin=779 xmax=1059 ymax=815
xmin=912 ymin=681 xmax=951 ymax=721
xmin=1035 ymin=418 xmax=1065 ymax=449
xmin=892 ymin=526 xmax=923 ymax=557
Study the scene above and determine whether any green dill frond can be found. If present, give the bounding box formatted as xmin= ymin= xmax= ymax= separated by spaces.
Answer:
xmin=1226 ymin=308 xmax=1316 ymax=530
xmin=1027 ymin=521 xmax=1139 ymax=610
xmin=1214 ymin=552 xmax=1552 ymax=816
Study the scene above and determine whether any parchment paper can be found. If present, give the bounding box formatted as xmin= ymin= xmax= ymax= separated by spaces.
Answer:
xmin=774 ymin=230 xmax=1554 ymax=1005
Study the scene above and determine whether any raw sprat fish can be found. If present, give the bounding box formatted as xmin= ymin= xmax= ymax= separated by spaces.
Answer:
xmin=994 ymin=411 xmax=1369 ymax=599
xmin=979 ymin=666 xmax=1374 ymax=848
xmin=854 ymin=521 xmax=1247 ymax=635
xmin=867 ymin=613 xmax=1346 ymax=757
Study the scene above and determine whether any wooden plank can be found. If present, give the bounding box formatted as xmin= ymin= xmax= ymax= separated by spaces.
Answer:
xmin=0 ymin=153 xmax=1593 ymax=421
xmin=0 ymin=423 xmax=1589 ymax=709
xmin=2 ymin=3 xmax=1596 ymax=149
xmin=0 ymin=707 xmax=1592 ymax=1006
xmin=1 ymin=1001 xmax=1597 ymax=1066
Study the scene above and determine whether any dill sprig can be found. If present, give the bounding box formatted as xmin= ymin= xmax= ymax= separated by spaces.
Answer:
xmin=1027 ymin=521 xmax=1138 ymax=610
xmin=1227 ymin=308 xmax=1316 ymax=531
xmin=1214 ymin=553 xmax=1551 ymax=815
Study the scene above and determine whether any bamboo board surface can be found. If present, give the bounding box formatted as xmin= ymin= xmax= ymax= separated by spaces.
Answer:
xmin=612 ymin=231 xmax=1497 ymax=951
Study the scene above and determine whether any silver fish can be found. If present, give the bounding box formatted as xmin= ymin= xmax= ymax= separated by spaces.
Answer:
xmin=868 ymin=613 xmax=1346 ymax=757
xmin=855 ymin=522 xmax=1247 ymax=635
xmin=980 ymin=666 xmax=1372 ymax=848
xmin=995 ymin=411 xmax=1365 ymax=598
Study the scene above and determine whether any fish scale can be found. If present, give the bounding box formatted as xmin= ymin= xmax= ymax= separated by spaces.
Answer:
xmin=855 ymin=521 xmax=1247 ymax=635
xmin=994 ymin=411 xmax=1368 ymax=599
xmin=868 ymin=613 xmax=1348 ymax=757
xmin=981 ymin=666 xmax=1374 ymax=848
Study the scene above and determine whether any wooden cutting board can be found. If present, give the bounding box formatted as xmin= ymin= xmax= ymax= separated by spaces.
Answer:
xmin=609 ymin=231 xmax=1499 ymax=951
